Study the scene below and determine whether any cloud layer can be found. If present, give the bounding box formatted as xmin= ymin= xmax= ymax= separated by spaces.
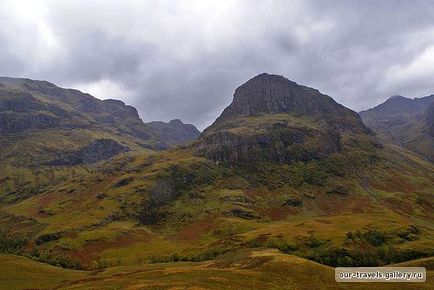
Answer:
xmin=1 ymin=0 xmax=434 ymax=129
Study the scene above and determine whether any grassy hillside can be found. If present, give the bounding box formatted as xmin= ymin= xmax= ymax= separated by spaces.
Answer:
xmin=1 ymin=141 xmax=432 ymax=271
xmin=1 ymin=250 xmax=432 ymax=290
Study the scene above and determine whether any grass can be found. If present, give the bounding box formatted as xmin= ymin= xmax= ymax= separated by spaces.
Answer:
xmin=1 ymin=249 xmax=432 ymax=290
xmin=0 ymin=254 xmax=86 ymax=290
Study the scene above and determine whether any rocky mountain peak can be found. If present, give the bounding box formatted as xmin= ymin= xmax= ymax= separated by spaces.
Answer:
xmin=217 ymin=73 xmax=343 ymax=122
xmin=195 ymin=74 xmax=373 ymax=166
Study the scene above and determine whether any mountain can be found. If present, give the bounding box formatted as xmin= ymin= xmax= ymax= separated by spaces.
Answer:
xmin=196 ymin=73 xmax=375 ymax=166
xmin=145 ymin=119 xmax=200 ymax=149
xmin=0 ymin=77 xmax=200 ymax=202
xmin=0 ymin=74 xmax=433 ymax=289
xmin=360 ymin=94 xmax=434 ymax=161
xmin=0 ymin=77 xmax=200 ymax=151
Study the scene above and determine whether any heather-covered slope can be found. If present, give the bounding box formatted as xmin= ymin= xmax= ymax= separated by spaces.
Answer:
xmin=0 ymin=74 xmax=433 ymax=288
xmin=360 ymin=94 xmax=434 ymax=161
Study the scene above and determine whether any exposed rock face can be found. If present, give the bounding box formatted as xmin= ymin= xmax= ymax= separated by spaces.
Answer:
xmin=0 ymin=89 xmax=64 ymax=133
xmin=0 ymin=111 xmax=60 ymax=134
xmin=210 ymin=73 xmax=369 ymax=134
xmin=195 ymin=73 xmax=370 ymax=165
xmin=48 ymin=139 xmax=129 ymax=166
xmin=197 ymin=123 xmax=341 ymax=164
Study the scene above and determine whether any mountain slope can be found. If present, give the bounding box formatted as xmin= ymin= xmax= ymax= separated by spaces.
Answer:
xmin=360 ymin=94 xmax=434 ymax=161
xmin=0 ymin=77 xmax=200 ymax=150
xmin=0 ymin=77 xmax=200 ymax=202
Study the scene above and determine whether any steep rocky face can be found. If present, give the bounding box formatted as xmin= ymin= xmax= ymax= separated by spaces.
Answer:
xmin=0 ymin=88 xmax=67 ymax=134
xmin=210 ymin=73 xmax=369 ymax=134
xmin=196 ymin=73 xmax=373 ymax=166
xmin=360 ymin=94 xmax=434 ymax=162
xmin=47 ymin=139 xmax=129 ymax=166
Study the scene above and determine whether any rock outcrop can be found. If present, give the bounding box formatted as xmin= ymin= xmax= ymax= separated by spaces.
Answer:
xmin=47 ymin=139 xmax=129 ymax=166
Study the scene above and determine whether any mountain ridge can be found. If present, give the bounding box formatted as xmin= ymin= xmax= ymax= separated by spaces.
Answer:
xmin=0 ymin=77 xmax=200 ymax=150
xmin=360 ymin=93 xmax=434 ymax=161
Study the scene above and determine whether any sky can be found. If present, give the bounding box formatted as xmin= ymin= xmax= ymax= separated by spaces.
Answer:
xmin=1 ymin=0 xmax=434 ymax=130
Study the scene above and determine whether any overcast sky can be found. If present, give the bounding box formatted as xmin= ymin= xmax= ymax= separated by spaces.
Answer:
xmin=1 ymin=0 xmax=434 ymax=129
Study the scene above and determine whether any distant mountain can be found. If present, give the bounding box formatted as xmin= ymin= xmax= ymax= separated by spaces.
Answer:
xmin=0 ymin=77 xmax=200 ymax=155
xmin=196 ymin=73 xmax=374 ymax=166
xmin=360 ymin=94 xmax=434 ymax=161
xmin=145 ymin=119 xmax=200 ymax=150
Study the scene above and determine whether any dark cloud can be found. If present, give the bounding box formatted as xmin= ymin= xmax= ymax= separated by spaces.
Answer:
xmin=1 ymin=0 xmax=434 ymax=130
